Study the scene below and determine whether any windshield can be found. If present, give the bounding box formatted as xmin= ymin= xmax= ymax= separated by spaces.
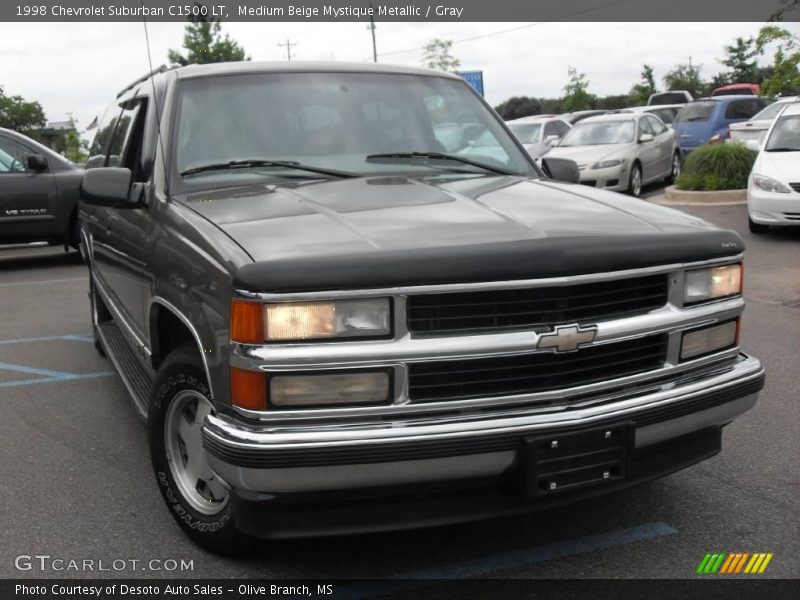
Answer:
xmin=558 ymin=120 xmax=635 ymax=146
xmin=507 ymin=122 xmax=542 ymax=144
xmin=173 ymin=72 xmax=534 ymax=185
xmin=675 ymin=101 xmax=716 ymax=123
xmin=764 ymin=115 xmax=800 ymax=152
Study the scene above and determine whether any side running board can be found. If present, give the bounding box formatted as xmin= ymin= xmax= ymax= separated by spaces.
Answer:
xmin=97 ymin=321 xmax=155 ymax=420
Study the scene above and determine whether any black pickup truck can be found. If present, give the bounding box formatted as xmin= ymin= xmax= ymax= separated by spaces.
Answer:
xmin=80 ymin=62 xmax=764 ymax=554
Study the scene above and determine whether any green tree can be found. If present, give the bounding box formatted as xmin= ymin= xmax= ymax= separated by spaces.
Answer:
xmin=168 ymin=5 xmax=249 ymax=66
xmin=720 ymin=37 xmax=759 ymax=83
xmin=421 ymin=39 xmax=460 ymax=72
xmin=662 ymin=63 xmax=706 ymax=99
xmin=755 ymin=25 xmax=800 ymax=96
xmin=0 ymin=86 xmax=46 ymax=132
xmin=770 ymin=0 xmax=800 ymax=21
xmin=494 ymin=96 xmax=541 ymax=120
xmin=562 ymin=67 xmax=595 ymax=112
xmin=629 ymin=64 xmax=658 ymax=105
xmin=62 ymin=114 xmax=89 ymax=164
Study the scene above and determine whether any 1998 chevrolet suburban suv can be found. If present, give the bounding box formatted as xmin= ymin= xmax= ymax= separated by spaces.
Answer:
xmin=80 ymin=62 xmax=764 ymax=554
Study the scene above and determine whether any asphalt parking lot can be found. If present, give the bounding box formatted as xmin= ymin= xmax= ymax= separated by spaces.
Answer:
xmin=0 ymin=201 xmax=798 ymax=582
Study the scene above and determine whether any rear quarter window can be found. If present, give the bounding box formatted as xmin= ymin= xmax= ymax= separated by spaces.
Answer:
xmin=725 ymin=99 xmax=768 ymax=120
xmin=675 ymin=102 xmax=715 ymax=123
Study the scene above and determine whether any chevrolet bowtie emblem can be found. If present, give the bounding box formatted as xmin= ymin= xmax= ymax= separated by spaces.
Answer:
xmin=537 ymin=324 xmax=598 ymax=353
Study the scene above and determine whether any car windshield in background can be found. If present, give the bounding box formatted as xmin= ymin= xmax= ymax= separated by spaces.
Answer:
xmin=507 ymin=123 xmax=542 ymax=144
xmin=559 ymin=120 xmax=635 ymax=146
xmin=174 ymin=72 xmax=534 ymax=185
xmin=764 ymin=115 xmax=800 ymax=152
xmin=675 ymin=102 xmax=716 ymax=122
xmin=751 ymin=101 xmax=789 ymax=122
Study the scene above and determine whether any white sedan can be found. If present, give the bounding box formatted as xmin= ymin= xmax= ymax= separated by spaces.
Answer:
xmin=746 ymin=101 xmax=800 ymax=233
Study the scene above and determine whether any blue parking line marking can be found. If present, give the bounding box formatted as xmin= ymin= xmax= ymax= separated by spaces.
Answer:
xmin=0 ymin=333 xmax=94 ymax=345
xmin=341 ymin=522 xmax=677 ymax=599
xmin=0 ymin=371 xmax=113 ymax=388
xmin=0 ymin=361 xmax=82 ymax=380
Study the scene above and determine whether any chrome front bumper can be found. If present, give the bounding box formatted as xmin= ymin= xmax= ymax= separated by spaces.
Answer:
xmin=203 ymin=354 xmax=763 ymax=496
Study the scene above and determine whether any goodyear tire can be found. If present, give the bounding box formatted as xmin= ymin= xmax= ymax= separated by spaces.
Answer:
xmin=148 ymin=344 xmax=254 ymax=555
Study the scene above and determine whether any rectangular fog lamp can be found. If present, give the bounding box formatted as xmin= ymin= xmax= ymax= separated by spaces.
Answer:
xmin=680 ymin=321 xmax=738 ymax=361
xmin=270 ymin=371 xmax=391 ymax=407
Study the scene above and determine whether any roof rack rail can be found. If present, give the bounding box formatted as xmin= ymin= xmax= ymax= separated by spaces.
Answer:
xmin=116 ymin=64 xmax=169 ymax=98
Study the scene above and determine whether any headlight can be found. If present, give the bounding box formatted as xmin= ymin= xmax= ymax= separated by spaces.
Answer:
xmin=684 ymin=264 xmax=742 ymax=304
xmin=680 ymin=320 xmax=738 ymax=361
xmin=270 ymin=370 xmax=391 ymax=407
xmin=752 ymin=174 xmax=791 ymax=194
xmin=591 ymin=159 xmax=625 ymax=169
xmin=230 ymin=298 xmax=392 ymax=343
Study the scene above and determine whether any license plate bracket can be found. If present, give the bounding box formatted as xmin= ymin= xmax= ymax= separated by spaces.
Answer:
xmin=520 ymin=423 xmax=633 ymax=498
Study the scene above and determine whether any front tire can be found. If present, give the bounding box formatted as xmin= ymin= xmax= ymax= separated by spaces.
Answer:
xmin=627 ymin=162 xmax=642 ymax=197
xmin=666 ymin=152 xmax=681 ymax=184
xmin=148 ymin=345 xmax=254 ymax=555
xmin=748 ymin=216 xmax=769 ymax=234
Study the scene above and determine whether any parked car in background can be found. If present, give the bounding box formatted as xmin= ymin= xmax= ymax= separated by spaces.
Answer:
xmin=648 ymin=91 xmax=693 ymax=105
xmin=746 ymin=101 xmax=800 ymax=233
xmin=711 ymin=83 xmax=759 ymax=97
xmin=546 ymin=112 xmax=680 ymax=197
xmin=559 ymin=109 xmax=607 ymax=125
xmin=673 ymin=96 xmax=770 ymax=155
xmin=505 ymin=115 xmax=572 ymax=159
xmin=629 ymin=104 xmax=683 ymax=127
xmin=730 ymin=97 xmax=798 ymax=146
xmin=0 ymin=127 xmax=83 ymax=250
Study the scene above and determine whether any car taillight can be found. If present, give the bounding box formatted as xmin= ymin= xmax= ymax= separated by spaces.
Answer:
xmin=709 ymin=131 xmax=730 ymax=144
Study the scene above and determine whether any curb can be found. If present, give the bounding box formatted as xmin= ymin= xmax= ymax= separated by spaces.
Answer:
xmin=658 ymin=185 xmax=747 ymax=205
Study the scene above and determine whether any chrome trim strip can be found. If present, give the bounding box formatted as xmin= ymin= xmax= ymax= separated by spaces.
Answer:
xmin=149 ymin=296 xmax=214 ymax=397
xmin=234 ymin=255 xmax=743 ymax=301
xmin=206 ymin=354 xmax=763 ymax=449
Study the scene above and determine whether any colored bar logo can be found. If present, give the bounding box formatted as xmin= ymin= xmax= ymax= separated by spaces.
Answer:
xmin=696 ymin=552 xmax=773 ymax=574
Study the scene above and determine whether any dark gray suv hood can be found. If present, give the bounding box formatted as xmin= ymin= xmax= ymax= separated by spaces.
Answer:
xmin=178 ymin=175 xmax=743 ymax=292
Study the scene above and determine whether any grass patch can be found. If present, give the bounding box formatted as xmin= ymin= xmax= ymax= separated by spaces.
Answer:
xmin=676 ymin=142 xmax=755 ymax=191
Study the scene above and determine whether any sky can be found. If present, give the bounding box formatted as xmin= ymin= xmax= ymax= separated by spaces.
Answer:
xmin=1 ymin=20 xmax=797 ymax=136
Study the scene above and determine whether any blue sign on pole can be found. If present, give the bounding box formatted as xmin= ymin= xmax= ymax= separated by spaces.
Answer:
xmin=456 ymin=71 xmax=484 ymax=97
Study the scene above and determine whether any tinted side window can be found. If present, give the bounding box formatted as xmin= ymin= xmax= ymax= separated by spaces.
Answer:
xmin=107 ymin=102 xmax=141 ymax=168
xmin=647 ymin=115 xmax=667 ymax=134
xmin=119 ymin=99 xmax=148 ymax=180
xmin=87 ymin=103 xmax=121 ymax=169
xmin=0 ymin=136 xmax=33 ymax=173
xmin=552 ymin=120 xmax=570 ymax=136
xmin=725 ymin=99 xmax=766 ymax=120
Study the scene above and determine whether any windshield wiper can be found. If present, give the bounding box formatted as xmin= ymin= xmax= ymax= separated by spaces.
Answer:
xmin=765 ymin=147 xmax=799 ymax=152
xmin=365 ymin=152 xmax=517 ymax=176
xmin=180 ymin=159 xmax=358 ymax=178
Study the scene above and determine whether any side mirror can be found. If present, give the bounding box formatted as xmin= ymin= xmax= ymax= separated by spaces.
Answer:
xmin=27 ymin=154 xmax=48 ymax=172
xmin=639 ymin=133 xmax=655 ymax=143
xmin=80 ymin=167 xmax=136 ymax=206
xmin=541 ymin=157 xmax=580 ymax=184
xmin=745 ymin=139 xmax=761 ymax=152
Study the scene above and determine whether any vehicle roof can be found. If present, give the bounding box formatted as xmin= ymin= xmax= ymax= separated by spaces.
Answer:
xmin=506 ymin=115 xmax=562 ymax=123
xmin=690 ymin=95 xmax=765 ymax=103
xmin=172 ymin=60 xmax=461 ymax=81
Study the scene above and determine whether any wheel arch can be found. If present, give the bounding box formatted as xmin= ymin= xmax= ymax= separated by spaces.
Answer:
xmin=149 ymin=298 xmax=213 ymax=397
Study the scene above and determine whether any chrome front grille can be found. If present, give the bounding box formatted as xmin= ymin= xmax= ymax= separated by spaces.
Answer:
xmin=407 ymin=334 xmax=669 ymax=402
xmin=407 ymin=274 xmax=669 ymax=335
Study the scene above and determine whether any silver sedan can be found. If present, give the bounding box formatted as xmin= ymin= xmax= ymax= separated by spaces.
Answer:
xmin=545 ymin=112 xmax=681 ymax=197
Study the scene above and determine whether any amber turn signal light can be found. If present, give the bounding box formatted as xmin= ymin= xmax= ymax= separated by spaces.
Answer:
xmin=231 ymin=300 xmax=264 ymax=343
xmin=230 ymin=367 xmax=267 ymax=410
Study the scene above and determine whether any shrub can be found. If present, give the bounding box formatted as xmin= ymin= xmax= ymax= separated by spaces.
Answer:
xmin=675 ymin=142 xmax=755 ymax=191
